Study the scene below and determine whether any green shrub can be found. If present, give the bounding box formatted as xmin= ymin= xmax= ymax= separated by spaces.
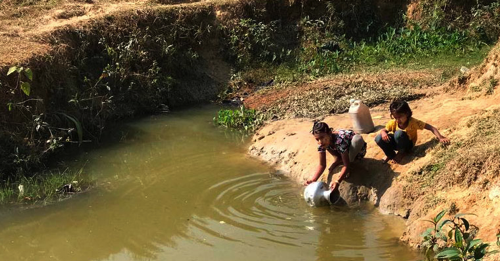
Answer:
xmin=0 ymin=167 xmax=93 ymax=204
xmin=293 ymin=20 xmax=481 ymax=77
xmin=214 ymin=106 xmax=263 ymax=132
xmin=422 ymin=209 xmax=500 ymax=261
xmin=223 ymin=18 xmax=290 ymax=68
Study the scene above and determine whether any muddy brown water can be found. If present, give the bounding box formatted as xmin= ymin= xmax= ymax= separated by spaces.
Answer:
xmin=0 ymin=106 xmax=420 ymax=261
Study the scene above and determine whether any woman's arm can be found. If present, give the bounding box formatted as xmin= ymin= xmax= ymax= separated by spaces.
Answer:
xmin=330 ymin=151 xmax=350 ymax=191
xmin=424 ymin=124 xmax=450 ymax=144
xmin=304 ymin=152 xmax=327 ymax=185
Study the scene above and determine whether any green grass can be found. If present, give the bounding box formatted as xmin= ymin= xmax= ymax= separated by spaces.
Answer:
xmin=0 ymin=167 xmax=94 ymax=204
xmin=396 ymin=46 xmax=491 ymax=81
xmin=290 ymin=24 xmax=486 ymax=77
xmin=232 ymin=23 xmax=493 ymax=87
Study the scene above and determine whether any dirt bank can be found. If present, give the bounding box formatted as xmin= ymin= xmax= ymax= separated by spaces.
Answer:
xmin=248 ymin=43 xmax=500 ymax=251
xmin=2 ymin=0 xmax=418 ymax=181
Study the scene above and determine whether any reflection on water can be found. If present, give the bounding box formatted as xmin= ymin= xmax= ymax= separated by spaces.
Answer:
xmin=0 ymin=105 xmax=420 ymax=261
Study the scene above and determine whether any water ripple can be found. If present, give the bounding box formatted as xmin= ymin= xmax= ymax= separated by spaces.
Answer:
xmin=192 ymin=173 xmax=308 ymax=246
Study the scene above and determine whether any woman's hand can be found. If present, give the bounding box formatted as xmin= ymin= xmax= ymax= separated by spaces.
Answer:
xmin=381 ymin=130 xmax=391 ymax=143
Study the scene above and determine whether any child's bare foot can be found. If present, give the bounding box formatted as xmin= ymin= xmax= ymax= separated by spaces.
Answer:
xmin=392 ymin=151 xmax=407 ymax=163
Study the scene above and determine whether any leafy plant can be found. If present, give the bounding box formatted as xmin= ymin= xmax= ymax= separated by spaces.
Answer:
xmin=224 ymin=18 xmax=289 ymax=68
xmin=469 ymin=2 xmax=500 ymax=43
xmin=214 ymin=106 xmax=263 ymax=132
xmin=421 ymin=209 xmax=500 ymax=261
xmin=6 ymin=66 xmax=35 ymax=111
xmin=7 ymin=66 xmax=33 ymax=97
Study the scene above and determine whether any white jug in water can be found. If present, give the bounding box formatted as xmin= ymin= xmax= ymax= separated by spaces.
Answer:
xmin=304 ymin=182 xmax=331 ymax=207
xmin=349 ymin=99 xmax=375 ymax=134
xmin=304 ymin=182 xmax=341 ymax=207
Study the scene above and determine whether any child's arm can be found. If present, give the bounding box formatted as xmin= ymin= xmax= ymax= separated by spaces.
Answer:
xmin=424 ymin=124 xmax=450 ymax=144
xmin=328 ymin=154 xmax=343 ymax=173
xmin=304 ymin=152 xmax=327 ymax=185
xmin=330 ymin=151 xmax=350 ymax=191
xmin=379 ymin=128 xmax=391 ymax=142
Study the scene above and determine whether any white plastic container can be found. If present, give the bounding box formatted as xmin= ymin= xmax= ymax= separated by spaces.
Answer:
xmin=304 ymin=182 xmax=331 ymax=207
xmin=303 ymin=182 xmax=341 ymax=207
xmin=349 ymin=99 xmax=375 ymax=134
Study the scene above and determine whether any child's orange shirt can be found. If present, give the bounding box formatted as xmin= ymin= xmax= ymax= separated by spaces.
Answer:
xmin=385 ymin=117 xmax=426 ymax=144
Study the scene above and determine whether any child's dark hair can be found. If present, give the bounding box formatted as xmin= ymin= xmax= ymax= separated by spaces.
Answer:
xmin=311 ymin=121 xmax=332 ymax=134
xmin=389 ymin=100 xmax=412 ymax=118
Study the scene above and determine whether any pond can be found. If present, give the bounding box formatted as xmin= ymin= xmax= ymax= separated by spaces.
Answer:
xmin=0 ymin=105 xmax=420 ymax=261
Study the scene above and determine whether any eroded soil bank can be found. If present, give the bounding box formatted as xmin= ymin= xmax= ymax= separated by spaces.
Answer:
xmin=248 ymin=44 xmax=500 ymax=253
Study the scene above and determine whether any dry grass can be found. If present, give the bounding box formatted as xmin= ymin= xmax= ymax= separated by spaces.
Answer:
xmin=0 ymin=0 xmax=219 ymax=66
xmin=415 ymin=108 xmax=500 ymax=189
xmin=244 ymin=70 xmax=438 ymax=119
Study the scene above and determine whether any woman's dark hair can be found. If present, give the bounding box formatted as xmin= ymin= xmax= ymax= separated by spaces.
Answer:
xmin=389 ymin=100 xmax=412 ymax=118
xmin=311 ymin=121 xmax=332 ymax=134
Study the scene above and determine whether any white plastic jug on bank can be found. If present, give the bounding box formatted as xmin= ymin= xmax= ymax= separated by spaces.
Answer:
xmin=349 ymin=99 xmax=375 ymax=134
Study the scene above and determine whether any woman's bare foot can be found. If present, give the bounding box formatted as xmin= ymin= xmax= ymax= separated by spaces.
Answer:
xmin=382 ymin=157 xmax=391 ymax=164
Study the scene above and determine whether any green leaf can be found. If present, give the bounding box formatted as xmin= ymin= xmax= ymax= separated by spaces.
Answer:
xmin=424 ymin=219 xmax=436 ymax=225
xmin=454 ymin=213 xmax=476 ymax=218
xmin=460 ymin=218 xmax=469 ymax=231
xmin=474 ymin=243 xmax=488 ymax=259
xmin=23 ymin=68 xmax=33 ymax=81
xmin=467 ymin=239 xmax=482 ymax=252
xmin=455 ymin=228 xmax=463 ymax=248
xmin=7 ymin=103 xmax=12 ymax=111
xmin=59 ymin=113 xmax=83 ymax=145
xmin=438 ymin=219 xmax=453 ymax=230
xmin=20 ymin=82 xmax=31 ymax=96
xmin=7 ymin=66 xmax=17 ymax=76
xmin=435 ymin=248 xmax=461 ymax=259
xmin=435 ymin=209 xmax=447 ymax=223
